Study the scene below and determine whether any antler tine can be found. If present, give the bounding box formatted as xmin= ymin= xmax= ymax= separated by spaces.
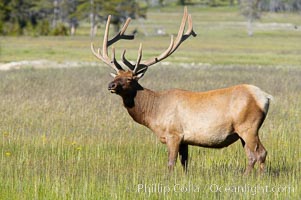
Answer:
xmin=102 ymin=15 xmax=111 ymax=61
xmin=120 ymin=18 xmax=131 ymax=35
xmin=133 ymin=43 xmax=143 ymax=74
xmin=91 ymin=43 xmax=101 ymax=61
xmin=91 ymin=43 xmax=119 ymax=71
xmin=111 ymin=47 xmax=124 ymax=71
xmin=171 ymin=6 xmax=188 ymax=52
xmin=107 ymin=18 xmax=134 ymax=47
xmin=186 ymin=14 xmax=197 ymax=37
xmin=166 ymin=7 xmax=197 ymax=56
xmin=176 ymin=14 xmax=197 ymax=45
xmin=122 ymin=50 xmax=135 ymax=70
xmin=168 ymin=13 xmax=197 ymax=55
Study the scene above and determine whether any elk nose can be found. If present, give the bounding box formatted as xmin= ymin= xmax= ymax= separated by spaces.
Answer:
xmin=108 ymin=82 xmax=117 ymax=90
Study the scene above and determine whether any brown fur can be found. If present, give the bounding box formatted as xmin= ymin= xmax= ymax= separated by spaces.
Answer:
xmin=91 ymin=8 xmax=271 ymax=174
xmin=108 ymin=71 xmax=272 ymax=174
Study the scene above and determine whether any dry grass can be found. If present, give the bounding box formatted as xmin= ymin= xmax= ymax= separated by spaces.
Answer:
xmin=0 ymin=65 xmax=300 ymax=199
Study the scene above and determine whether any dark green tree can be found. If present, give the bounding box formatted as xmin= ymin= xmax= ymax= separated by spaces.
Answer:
xmin=0 ymin=0 xmax=34 ymax=35
xmin=0 ymin=0 xmax=147 ymax=36
xmin=76 ymin=0 xmax=145 ymax=37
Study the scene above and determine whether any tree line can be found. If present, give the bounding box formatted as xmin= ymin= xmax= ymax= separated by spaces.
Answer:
xmin=0 ymin=0 xmax=300 ymax=36
xmin=0 ymin=0 xmax=147 ymax=36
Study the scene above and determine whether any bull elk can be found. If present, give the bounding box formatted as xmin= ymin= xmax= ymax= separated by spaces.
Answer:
xmin=91 ymin=7 xmax=272 ymax=175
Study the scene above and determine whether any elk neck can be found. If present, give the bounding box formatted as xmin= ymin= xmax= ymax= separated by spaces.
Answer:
xmin=121 ymin=86 xmax=158 ymax=127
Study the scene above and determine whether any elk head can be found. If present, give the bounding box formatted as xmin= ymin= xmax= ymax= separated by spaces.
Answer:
xmin=91 ymin=7 xmax=196 ymax=97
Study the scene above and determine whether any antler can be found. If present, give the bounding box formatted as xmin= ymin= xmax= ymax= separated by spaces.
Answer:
xmin=91 ymin=7 xmax=196 ymax=78
xmin=142 ymin=7 xmax=196 ymax=67
xmin=91 ymin=15 xmax=134 ymax=73
xmin=122 ymin=7 xmax=196 ymax=76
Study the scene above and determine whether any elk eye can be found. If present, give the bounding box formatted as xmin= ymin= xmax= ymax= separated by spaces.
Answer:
xmin=126 ymin=78 xmax=132 ymax=83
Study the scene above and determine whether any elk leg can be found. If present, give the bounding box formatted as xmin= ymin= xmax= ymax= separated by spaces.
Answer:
xmin=243 ymin=143 xmax=257 ymax=175
xmin=256 ymin=139 xmax=267 ymax=174
xmin=166 ymin=135 xmax=181 ymax=172
xmin=179 ymin=144 xmax=188 ymax=173
xmin=240 ymin=136 xmax=257 ymax=175
xmin=240 ymin=132 xmax=267 ymax=175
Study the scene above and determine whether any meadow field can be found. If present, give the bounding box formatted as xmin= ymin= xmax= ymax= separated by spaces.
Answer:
xmin=0 ymin=6 xmax=300 ymax=199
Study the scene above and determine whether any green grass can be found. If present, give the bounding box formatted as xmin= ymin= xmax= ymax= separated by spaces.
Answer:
xmin=0 ymin=7 xmax=301 ymax=200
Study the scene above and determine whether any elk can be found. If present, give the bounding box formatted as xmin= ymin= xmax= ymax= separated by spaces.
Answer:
xmin=91 ymin=7 xmax=272 ymax=175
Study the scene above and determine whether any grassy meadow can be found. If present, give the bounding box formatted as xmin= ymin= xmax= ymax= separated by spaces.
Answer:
xmin=1 ymin=6 xmax=301 ymax=199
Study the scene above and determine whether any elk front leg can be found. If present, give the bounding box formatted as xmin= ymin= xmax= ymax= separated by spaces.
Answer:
xmin=166 ymin=135 xmax=181 ymax=172
xmin=179 ymin=144 xmax=188 ymax=173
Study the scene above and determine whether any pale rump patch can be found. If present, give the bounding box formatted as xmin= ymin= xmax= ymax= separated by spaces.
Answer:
xmin=245 ymin=85 xmax=273 ymax=114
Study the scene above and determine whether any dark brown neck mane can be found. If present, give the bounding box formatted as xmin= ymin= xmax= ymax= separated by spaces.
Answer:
xmin=121 ymin=87 xmax=158 ymax=127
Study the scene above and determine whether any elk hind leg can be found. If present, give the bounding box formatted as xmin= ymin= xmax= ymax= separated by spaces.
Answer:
xmin=241 ymin=137 xmax=257 ymax=175
xmin=256 ymin=139 xmax=267 ymax=174
xmin=240 ymin=132 xmax=267 ymax=175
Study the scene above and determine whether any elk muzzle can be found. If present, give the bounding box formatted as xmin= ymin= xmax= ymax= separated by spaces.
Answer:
xmin=108 ymin=82 xmax=118 ymax=93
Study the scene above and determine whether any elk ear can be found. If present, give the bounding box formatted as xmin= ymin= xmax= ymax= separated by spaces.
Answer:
xmin=134 ymin=72 xmax=144 ymax=80
xmin=133 ymin=67 xmax=147 ymax=80
xmin=110 ymin=73 xmax=117 ymax=78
